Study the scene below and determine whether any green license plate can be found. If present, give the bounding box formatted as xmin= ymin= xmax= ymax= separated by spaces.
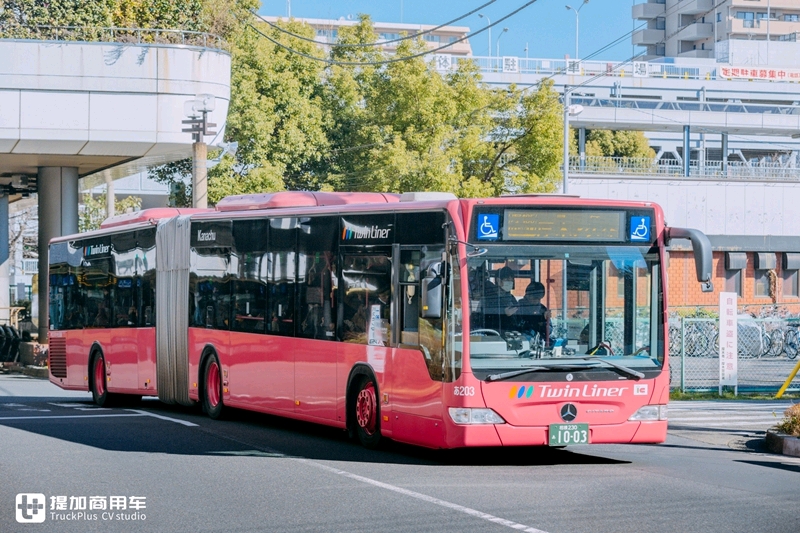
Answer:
xmin=548 ymin=423 xmax=590 ymax=446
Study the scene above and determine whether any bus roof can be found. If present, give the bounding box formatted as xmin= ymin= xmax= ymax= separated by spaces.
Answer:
xmin=100 ymin=208 xmax=210 ymax=229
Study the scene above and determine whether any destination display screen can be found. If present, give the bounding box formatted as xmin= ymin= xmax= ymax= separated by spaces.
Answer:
xmin=503 ymin=209 xmax=626 ymax=242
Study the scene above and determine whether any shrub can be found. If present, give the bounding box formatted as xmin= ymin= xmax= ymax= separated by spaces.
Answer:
xmin=775 ymin=403 xmax=800 ymax=437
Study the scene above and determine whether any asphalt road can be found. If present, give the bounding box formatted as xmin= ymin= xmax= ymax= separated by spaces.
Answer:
xmin=1 ymin=374 xmax=798 ymax=533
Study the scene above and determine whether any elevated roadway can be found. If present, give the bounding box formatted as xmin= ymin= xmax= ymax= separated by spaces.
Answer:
xmin=0 ymin=32 xmax=231 ymax=340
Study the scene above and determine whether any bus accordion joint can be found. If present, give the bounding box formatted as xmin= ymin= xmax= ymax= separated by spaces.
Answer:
xmin=665 ymin=226 xmax=714 ymax=293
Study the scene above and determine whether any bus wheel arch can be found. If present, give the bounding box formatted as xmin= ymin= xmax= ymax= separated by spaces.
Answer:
xmin=200 ymin=346 xmax=225 ymax=420
xmin=346 ymin=364 xmax=382 ymax=449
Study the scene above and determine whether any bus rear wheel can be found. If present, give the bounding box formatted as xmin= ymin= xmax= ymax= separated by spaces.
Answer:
xmin=91 ymin=353 xmax=111 ymax=407
xmin=203 ymin=356 xmax=225 ymax=420
xmin=353 ymin=376 xmax=381 ymax=449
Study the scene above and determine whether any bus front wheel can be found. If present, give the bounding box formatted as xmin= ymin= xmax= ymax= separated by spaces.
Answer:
xmin=353 ymin=375 xmax=381 ymax=449
xmin=91 ymin=353 xmax=111 ymax=407
xmin=203 ymin=355 xmax=225 ymax=420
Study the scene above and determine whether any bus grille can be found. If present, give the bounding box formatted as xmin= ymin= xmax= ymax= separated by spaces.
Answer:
xmin=49 ymin=338 xmax=67 ymax=378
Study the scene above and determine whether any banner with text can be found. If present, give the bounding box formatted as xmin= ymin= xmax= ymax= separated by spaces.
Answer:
xmin=719 ymin=292 xmax=738 ymax=388
xmin=719 ymin=66 xmax=800 ymax=82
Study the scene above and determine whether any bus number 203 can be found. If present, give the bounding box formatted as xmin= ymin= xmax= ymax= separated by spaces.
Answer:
xmin=453 ymin=386 xmax=475 ymax=396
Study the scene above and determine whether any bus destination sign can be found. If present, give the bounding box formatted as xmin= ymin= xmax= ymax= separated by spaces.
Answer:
xmin=503 ymin=209 xmax=625 ymax=242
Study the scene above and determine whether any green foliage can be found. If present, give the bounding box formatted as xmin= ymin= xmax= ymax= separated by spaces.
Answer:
xmin=79 ymin=193 xmax=142 ymax=232
xmin=579 ymin=129 xmax=655 ymax=159
xmin=0 ymin=0 xmax=116 ymax=28
xmin=148 ymin=159 xmax=192 ymax=207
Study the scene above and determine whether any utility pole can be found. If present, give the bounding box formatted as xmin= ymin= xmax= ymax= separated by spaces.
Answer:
xmin=182 ymin=95 xmax=217 ymax=209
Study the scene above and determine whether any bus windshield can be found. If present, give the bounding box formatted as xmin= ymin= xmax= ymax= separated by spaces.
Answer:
xmin=466 ymin=245 xmax=663 ymax=374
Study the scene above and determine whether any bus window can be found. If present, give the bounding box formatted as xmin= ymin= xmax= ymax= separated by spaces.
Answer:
xmin=341 ymin=254 xmax=391 ymax=345
xmin=232 ymin=220 xmax=268 ymax=334
xmin=298 ymin=216 xmax=338 ymax=340
xmin=265 ymin=218 xmax=297 ymax=337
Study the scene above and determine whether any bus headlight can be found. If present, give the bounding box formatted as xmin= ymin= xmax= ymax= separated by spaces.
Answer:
xmin=448 ymin=408 xmax=506 ymax=425
xmin=628 ymin=405 xmax=668 ymax=421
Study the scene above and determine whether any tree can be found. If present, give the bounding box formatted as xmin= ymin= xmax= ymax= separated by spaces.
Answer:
xmin=79 ymin=193 xmax=142 ymax=232
xmin=319 ymin=16 xmax=563 ymax=196
xmin=578 ymin=129 xmax=655 ymax=158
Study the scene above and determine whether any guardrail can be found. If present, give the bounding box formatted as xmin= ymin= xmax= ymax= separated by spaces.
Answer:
xmin=569 ymin=156 xmax=800 ymax=181
xmin=0 ymin=24 xmax=226 ymax=50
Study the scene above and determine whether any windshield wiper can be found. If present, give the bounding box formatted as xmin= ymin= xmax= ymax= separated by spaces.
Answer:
xmin=485 ymin=364 xmax=592 ymax=383
xmin=571 ymin=357 xmax=645 ymax=380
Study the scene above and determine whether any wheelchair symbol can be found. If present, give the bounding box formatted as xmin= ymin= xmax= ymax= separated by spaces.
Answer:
xmin=630 ymin=217 xmax=650 ymax=241
xmin=477 ymin=214 xmax=499 ymax=240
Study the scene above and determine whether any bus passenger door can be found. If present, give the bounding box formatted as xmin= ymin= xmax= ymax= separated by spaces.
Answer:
xmin=391 ymin=246 xmax=446 ymax=448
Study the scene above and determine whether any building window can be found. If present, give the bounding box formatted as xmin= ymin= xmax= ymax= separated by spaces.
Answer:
xmin=725 ymin=270 xmax=742 ymax=296
xmin=717 ymin=12 xmax=722 ymax=23
xmin=785 ymin=14 xmax=799 ymax=22
xmin=754 ymin=270 xmax=770 ymax=297
xmin=783 ymin=253 xmax=800 ymax=297
xmin=783 ymin=270 xmax=799 ymax=297
xmin=725 ymin=252 xmax=747 ymax=297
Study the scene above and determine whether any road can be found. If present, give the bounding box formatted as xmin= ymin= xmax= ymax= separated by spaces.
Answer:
xmin=1 ymin=374 xmax=798 ymax=533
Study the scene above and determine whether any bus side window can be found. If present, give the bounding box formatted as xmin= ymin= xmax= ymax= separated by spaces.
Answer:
xmin=298 ymin=216 xmax=338 ymax=341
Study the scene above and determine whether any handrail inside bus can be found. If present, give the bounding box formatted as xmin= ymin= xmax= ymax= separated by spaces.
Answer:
xmin=665 ymin=226 xmax=714 ymax=293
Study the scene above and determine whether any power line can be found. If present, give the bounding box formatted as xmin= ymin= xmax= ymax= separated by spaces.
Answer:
xmin=244 ymin=0 xmax=541 ymax=66
xmin=254 ymin=0 xmax=496 ymax=49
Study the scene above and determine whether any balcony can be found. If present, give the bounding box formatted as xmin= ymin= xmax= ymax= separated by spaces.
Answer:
xmin=679 ymin=0 xmax=713 ymax=15
xmin=675 ymin=22 xmax=713 ymax=41
xmin=632 ymin=28 xmax=665 ymax=45
xmin=632 ymin=2 xmax=665 ymax=20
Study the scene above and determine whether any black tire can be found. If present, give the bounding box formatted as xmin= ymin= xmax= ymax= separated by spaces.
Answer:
xmin=786 ymin=329 xmax=799 ymax=360
xmin=202 ymin=355 xmax=225 ymax=420
xmin=351 ymin=375 xmax=382 ymax=449
xmin=90 ymin=352 xmax=113 ymax=407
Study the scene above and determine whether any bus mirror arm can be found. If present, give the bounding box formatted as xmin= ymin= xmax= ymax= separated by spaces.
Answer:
xmin=666 ymin=227 xmax=714 ymax=293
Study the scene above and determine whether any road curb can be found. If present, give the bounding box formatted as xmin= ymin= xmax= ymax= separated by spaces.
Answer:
xmin=765 ymin=430 xmax=800 ymax=457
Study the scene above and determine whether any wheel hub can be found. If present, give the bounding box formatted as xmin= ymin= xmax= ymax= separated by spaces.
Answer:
xmin=355 ymin=384 xmax=377 ymax=435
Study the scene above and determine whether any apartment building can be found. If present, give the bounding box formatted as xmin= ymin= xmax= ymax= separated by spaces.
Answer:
xmin=633 ymin=0 xmax=800 ymax=62
xmin=259 ymin=16 xmax=472 ymax=56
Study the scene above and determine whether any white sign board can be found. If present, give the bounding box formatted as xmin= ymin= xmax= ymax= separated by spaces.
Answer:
xmin=718 ymin=292 xmax=738 ymax=392
xmin=502 ymin=56 xmax=519 ymax=73
xmin=633 ymin=61 xmax=648 ymax=78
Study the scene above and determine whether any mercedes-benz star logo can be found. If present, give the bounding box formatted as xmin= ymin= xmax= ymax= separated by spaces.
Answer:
xmin=560 ymin=403 xmax=578 ymax=422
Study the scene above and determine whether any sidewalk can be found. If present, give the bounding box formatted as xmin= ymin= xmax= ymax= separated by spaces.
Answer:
xmin=0 ymin=373 xmax=91 ymax=400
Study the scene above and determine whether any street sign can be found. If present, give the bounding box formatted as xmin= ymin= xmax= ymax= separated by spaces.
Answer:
xmin=719 ymin=292 xmax=738 ymax=394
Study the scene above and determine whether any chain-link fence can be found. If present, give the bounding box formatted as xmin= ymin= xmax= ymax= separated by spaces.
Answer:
xmin=669 ymin=317 xmax=800 ymax=393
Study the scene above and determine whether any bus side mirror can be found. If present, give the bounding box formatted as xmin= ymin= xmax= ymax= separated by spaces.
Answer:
xmin=666 ymin=227 xmax=714 ymax=293
xmin=421 ymin=262 xmax=443 ymax=318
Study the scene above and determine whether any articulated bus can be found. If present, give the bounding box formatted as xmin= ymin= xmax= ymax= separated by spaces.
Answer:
xmin=48 ymin=192 xmax=712 ymax=449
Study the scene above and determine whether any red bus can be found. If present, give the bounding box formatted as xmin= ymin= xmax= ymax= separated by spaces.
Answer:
xmin=48 ymin=192 xmax=712 ymax=448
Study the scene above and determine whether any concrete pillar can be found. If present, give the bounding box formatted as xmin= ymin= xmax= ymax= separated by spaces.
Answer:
xmin=105 ymin=175 xmax=115 ymax=219
xmin=0 ymin=195 xmax=9 ymax=325
xmin=721 ymin=132 xmax=729 ymax=174
xmin=578 ymin=127 xmax=586 ymax=171
xmin=683 ymin=125 xmax=691 ymax=177
xmin=37 ymin=167 xmax=79 ymax=343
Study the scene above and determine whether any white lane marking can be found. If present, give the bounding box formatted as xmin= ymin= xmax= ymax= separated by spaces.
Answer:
xmin=0 ymin=414 xmax=144 ymax=421
xmin=300 ymin=459 xmax=550 ymax=533
xmin=127 ymin=409 xmax=198 ymax=427
xmin=48 ymin=402 xmax=85 ymax=407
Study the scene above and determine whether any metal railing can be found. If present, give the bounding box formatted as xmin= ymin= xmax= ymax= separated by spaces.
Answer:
xmin=450 ymin=55 xmax=800 ymax=85
xmin=569 ymin=156 xmax=800 ymax=181
xmin=669 ymin=317 xmax=800 ymax=393
xmin=21 ymin=259 xmax=38 ymax=275
xmin=0 ymin=24 xmax=226 ymax=50
xmin=570 ymin=96 xmax=800 ymax=115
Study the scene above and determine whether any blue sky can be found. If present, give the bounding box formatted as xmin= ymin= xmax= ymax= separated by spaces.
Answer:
xmin=257 ymin=1 xmax=643 ymax=61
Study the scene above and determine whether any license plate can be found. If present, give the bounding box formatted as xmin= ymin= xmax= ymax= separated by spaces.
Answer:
xmin=548 ymin=423 xmax=590 ymax=446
